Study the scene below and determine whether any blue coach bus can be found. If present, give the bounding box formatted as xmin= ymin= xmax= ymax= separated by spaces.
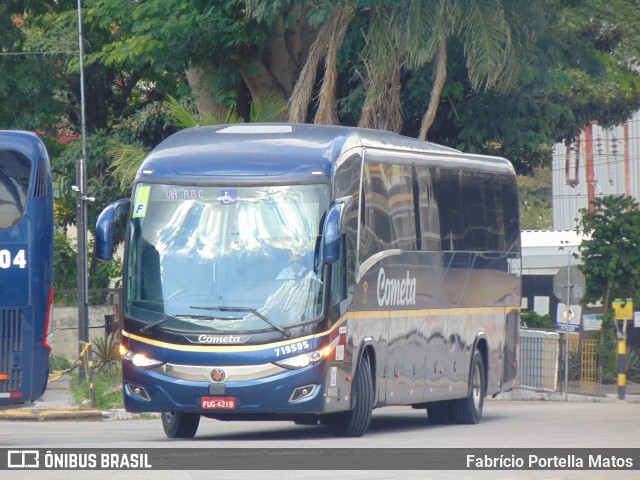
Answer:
xmin=96 ymin=124 xmax=521 ymax=437
xmin=0 ymin=131 xmax=54 ymax=406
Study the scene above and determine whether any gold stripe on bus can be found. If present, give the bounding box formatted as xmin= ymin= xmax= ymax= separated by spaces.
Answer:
xmin=348 ymin=306 xmax=517 ymax=319
xmin=122 ymin=306 xmax=518 ymax=352
xmin=121 ymin=315 xmax=349 ymax=353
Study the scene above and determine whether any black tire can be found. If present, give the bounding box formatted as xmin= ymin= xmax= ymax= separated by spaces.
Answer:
xmin=161 ymin=412 xmax=201 ymax=438
xmin=325 ymin=355 xmax=374 ymax=437
xmin=293 ymin=415 xmax=320 ymax=425
xmin=452 ymin=349 xmax=485 ymax=424
xmin=426 ymin=400 xmax=454 ymax=425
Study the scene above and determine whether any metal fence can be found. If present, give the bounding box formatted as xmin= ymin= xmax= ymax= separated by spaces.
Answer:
xmin=517 ymin=329 xmax=618 ymax=396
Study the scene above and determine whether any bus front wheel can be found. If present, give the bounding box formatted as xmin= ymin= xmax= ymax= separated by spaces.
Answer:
xmin=324 ymin=354 xmax=374 ymax=437
xmin=161 ymin=412 xmax=201 ymax=438
xmin=452 ymin=349 xmax=485 ymax=424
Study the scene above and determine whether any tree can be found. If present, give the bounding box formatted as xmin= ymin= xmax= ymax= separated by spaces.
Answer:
xmin=577 ymin=195 xmax=640 ymax=312
xmin=436 ymin=0 xmax=640 ymax=169
xmin=363 ymin=0 xmax=543 ymax=140
xmin=88 ymin=0 xmax=314 ymax=120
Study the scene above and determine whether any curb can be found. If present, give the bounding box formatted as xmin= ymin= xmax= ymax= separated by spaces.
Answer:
xmin=0 ymin=409 xmax=103 ymax=422
xmin=493 ymin=389 xmax=640 ymax=403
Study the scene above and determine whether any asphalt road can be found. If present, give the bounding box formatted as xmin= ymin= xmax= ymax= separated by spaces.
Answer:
xmin=1 ymin=399 xmax=639 ymax=480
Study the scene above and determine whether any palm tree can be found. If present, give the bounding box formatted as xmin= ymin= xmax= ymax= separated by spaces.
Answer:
xmin=359 ymin=0 xmax=543 ymax=140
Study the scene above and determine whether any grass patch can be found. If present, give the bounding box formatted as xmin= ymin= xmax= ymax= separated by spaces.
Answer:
xmin=49 ymin=354 xmax=72 ymax=372
xmin=71 ymin=366 xmax=124 ymax=410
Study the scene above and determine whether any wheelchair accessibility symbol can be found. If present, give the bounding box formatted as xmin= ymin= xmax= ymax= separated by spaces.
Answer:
xmin=217 ymin=190 xmax=237 ymax=205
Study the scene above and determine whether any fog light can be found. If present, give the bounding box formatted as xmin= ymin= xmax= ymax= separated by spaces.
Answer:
xmin=290 ymin=384 xmax=317 ymax=402
xmin=125 ymin=382 xmax=150 ymax=401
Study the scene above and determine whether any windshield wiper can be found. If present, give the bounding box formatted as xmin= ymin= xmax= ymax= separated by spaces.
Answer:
xmin=175 ymin=313 xmax=243 ymax=321
xmin=140 ymin=314 xmax=174 ymax=334
xmin=191 ymin=305 xmax=292 ymax=338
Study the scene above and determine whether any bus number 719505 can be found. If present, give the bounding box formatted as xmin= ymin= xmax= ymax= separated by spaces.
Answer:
xmin=274 ymin=340 xmax=310 ymax=357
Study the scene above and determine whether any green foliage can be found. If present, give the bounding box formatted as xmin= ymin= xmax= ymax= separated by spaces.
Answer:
xmin=4 ymin=0 xmax=640 ymax=227
xmin=165 ymin=95 xmax=243 ymax=128
xmin=91 ymin=252 xmax=122 ymax=290
xmin=49 ymin=355 xmax=73 ymax=373
xmin=627 ymin=347 xmax=640 ymax=384
xmin=520 ymin=310 xmax=554 ymax=329
xmin=71 ymin=365 xmax=123 ymax=410
xmin=91 ymin=333 xmax=120 ymax=374
xmin=107 ymin=144 xmax=148 ymax=194
xmin=596 ymin=313 xmax=618 ymax=383
xmin=54 ymin=229 xmax=77 ymax=291
xmin=54 ymin=229 xmax=122 ymax=304
xmin=518 ymin=167 xmax=553 ymax=230
xmin=577 ymin=195 xmax=640 ymax=309
xmin=166 ymin=92 xmax=288 ymax=128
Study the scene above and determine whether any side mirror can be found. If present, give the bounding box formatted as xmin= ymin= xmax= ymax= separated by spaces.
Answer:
xmin=322 ymin=197 xmax=352 ymax=265
xmin=95 ymin=199 xmax=130 ymax=260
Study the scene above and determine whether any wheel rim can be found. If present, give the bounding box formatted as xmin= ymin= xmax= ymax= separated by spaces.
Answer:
xmin=472 ymin=364 xmax=482 ymax=411
xmin=163 ymin=412 xmax=175 ymax=425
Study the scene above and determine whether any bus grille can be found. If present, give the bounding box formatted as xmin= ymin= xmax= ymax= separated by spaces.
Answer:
xmin=0 ymin=309 xmax=23 ymax=392
xmin=32 ymin=157 xmax=49 ymax=198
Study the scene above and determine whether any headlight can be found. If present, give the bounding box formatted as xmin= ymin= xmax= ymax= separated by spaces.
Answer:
xmin=275 ymin=350 xmax=323 ymax=369
xmin=120 ymin=347 xmax=163 ymax=368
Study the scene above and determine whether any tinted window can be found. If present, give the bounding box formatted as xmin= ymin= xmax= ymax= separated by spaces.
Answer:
xmin=360 ymin=161 xmax=392 ymax=261
xmin=437 ymin=168 xmax=464 ymax=251
xmin=334 ymin=154 xmax=362 ymax=291
xmin=334 ymin=154 xmax=361 ymax=199
xmin=485 ymin=175 xmax=505 ymax=251
xmin=461 ymin=171 xmax=489 ymax=251
xmin=388 ymin=164 xmax=416 ymax=251
xmin=415 ymin=166 xmax=441 ymax=251
xmin=502 ymin=176 xmax=521 ymax=252
xmin=0 ymin=150 xmax=31 ymax=229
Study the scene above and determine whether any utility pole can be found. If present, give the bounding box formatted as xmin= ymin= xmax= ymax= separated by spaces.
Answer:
xmin=563 ymin=250 xmax=573 ymax=401
xmin=76 ymin=0 xmax=90 ymax=382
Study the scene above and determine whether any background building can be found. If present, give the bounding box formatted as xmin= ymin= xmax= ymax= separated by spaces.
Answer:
xmin=552 ymin=112 xmax=640 ymax=230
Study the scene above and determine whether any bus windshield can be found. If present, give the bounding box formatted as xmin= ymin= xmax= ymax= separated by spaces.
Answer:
xmin=126 ymin=183 xmax=329 ymax=334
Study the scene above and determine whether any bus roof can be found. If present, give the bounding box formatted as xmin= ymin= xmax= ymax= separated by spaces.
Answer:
xmin=136 ymin=123 xmax=513 ymax=182
xmin=0 ymin=130 xmax=48 ymax=160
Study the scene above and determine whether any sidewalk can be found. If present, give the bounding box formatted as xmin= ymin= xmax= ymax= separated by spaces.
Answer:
xmin=0 ymin=376 xmax=103 ymax=422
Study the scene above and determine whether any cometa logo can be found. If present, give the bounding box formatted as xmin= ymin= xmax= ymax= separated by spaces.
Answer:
xmin=197 ymin=335 xmax=241 ymax=344
xmin=376 ymin=267 xmax=416 ymax=307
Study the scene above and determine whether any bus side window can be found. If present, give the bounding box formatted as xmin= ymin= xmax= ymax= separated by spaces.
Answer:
xmin=415 ymin=166 xmax=441 ymax=251
xmin=334 ymin=153 xmax=361 ymax=293
xmin=387 ymin=163 xmax=416 ymax=251
xmin=461 ymin=171 xmax=489 ymax=251
xmin=484 ymin=175 xmax=505 ymax=251
xmin=0 ymin=151 xmax=30 ymax=229
xmin=437 ymin=168 xmax=464 ymax=251
xmin=359 ymin=160 xmax=394 ymax=264
xmin=501 ymin=176 xmax=521 ymax=252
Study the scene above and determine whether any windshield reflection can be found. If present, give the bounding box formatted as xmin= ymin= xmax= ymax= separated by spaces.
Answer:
xmin=126 ymin=183 xmax=328 ymax=333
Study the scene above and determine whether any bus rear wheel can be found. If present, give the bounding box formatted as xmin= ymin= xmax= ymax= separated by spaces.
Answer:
xmin=161 ymin=412 xmax=201 ymax=438
xmin=452 ymin=349 xmax=485 ymax=424
xmin=325 ymin=354 xmax=374 ymax=437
